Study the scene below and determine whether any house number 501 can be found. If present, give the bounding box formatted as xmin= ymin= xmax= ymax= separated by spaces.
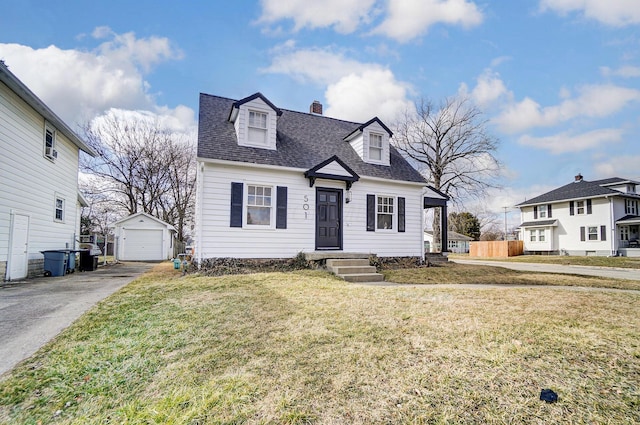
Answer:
xmin=303 ymin=195 xmax=309 ymax=219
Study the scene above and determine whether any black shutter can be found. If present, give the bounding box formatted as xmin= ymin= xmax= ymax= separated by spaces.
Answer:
xmin=600 ymin=225 xmax=606 ymax=241
xmin=587 ymin=199 xmax=592 ymax=214
xmin=580 ymin=226 xmax=585 ymax=241
xmin=569 ymin=201 xmax=575 ymax=216
xmin=230 ymin=182 xmax=243 ymax=228
xmin=276 ymin=186 xmax=287 ymax=229
xmin=533 ymin=206 xmax=538 ymax=219
xmin=366 ymin=194 xmax=375 ymax=231
xmin=547 ymin=205 xmax=552 ymax=218
xmin=398 ymin=197 xmax=405 ymax=232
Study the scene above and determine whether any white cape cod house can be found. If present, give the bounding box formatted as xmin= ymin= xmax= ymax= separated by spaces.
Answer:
xmin=517 ymin=174 xmax=640 ymax=257
xmin=1 ymin=61 xmax=96 ymax=280
xmin=194 ymin=92 xmax=448 ymax=262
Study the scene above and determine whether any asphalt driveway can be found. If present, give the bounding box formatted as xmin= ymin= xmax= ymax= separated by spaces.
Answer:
xmin=0 ymin=261 xmax=154 ymax=378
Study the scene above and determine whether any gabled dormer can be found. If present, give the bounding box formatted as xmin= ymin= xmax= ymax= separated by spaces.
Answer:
xmin=228 ymin=92 xmax=282 ymax=150
xmin=343 ymin=117 xmax=392 ymax=166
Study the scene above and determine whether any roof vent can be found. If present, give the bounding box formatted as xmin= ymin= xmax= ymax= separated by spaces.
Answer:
xmin=310 ymin=100 xmax=323 ymax=115
xmin=574 ymin=173 xmax=583 ymax=182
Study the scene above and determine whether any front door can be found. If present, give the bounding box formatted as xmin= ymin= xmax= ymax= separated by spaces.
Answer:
xmin=8 ymin=213 xmax=29 ymax=280
xmin=316 ymin=188 xmax=342 ymax=250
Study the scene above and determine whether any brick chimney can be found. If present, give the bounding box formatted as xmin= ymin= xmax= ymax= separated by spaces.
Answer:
xmin=310 ymin=100 xmax=323 ymax=115
xmin=575 ymin=173 xmax=583 ymax=182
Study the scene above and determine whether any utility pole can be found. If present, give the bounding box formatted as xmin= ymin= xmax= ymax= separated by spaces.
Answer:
xmin=503 ymin=206 xmax=509 ymax=241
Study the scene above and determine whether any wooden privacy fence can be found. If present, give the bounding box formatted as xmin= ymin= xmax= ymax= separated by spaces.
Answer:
xmin=469 ymin=241 xmax=523 ymax=257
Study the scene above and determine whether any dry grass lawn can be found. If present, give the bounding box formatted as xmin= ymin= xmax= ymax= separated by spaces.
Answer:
xmin=0 ymin=263 xmax=638 ymax=424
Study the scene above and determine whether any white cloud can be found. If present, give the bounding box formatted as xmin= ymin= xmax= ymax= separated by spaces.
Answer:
xmin=263 ymin=46 xmax=414 ymax=123
xmin=258 ymin=0 xmax=376 ymax=33
xmin=325 ymin=69 xmax=414 ymax=122
xmin=540 ymin=0 xmax=640 ymax=26
xmin=600 ymin=65 xmax=640 ymax=78
xmin=262 ymin=46 xmax=372 ymax=85
xmin=493 ymin=84 xmax=640 ymax=133
xmin=0 ymin=28 xmax=192 ymax=131
xmin=518 ymin=128 xmax=624 ymax=154
xmin=593 ymin=155 xmax=640 ymax=179
xmin=459 ymin=69 xmax=511 ymax=108
xmin=372 ymin=0 xmax=484 ymax=42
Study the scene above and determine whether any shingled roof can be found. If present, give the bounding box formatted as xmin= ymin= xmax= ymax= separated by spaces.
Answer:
xmin=517 ymin=177 xmax=640 ymax=206
xmin=197 ymin=93 xmax=427 ymax=184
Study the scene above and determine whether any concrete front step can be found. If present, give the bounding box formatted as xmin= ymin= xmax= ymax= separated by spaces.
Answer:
xmin=326 ymin=258 xmax=384 ymax=282
xmin=340 ymin=273 xmax=385 ymax=283
xmin=326 ymin=258 xmax=370 ymax=268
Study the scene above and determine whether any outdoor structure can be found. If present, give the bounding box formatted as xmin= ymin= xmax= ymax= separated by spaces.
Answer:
xmin=516 ymin=174 xmax=640 ymax=257
xmin=195 ymin=92 xmax=448 ymax=263
xmin=424 ymin=230 xmax=473 ymax=253
xmin=110 ymin=212 xmax=176 ymax=261
xmin=0 ymin=61 xmax=96 ymax=280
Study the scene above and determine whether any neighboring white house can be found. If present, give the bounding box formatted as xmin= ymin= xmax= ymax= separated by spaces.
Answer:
xmin=516 ymin=174 xmax=640 ymax=257
xmin=110 ymin=212 xmax=176 ymax=261
xmin=0 ymin=61 xmax=96 ymax=280
xmin=194 ymin=92 xmax=448 ymax=262
xmin=424 ymin=230 xmax=473 ymax=253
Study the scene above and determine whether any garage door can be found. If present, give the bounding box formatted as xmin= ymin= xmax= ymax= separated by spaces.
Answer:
xmin=122 ymin=229 xmax=164 ymax=261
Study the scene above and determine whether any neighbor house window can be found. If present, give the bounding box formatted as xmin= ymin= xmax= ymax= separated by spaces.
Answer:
xmin=530 ymin=230 xmax=536 ymax=242
xmin=377 ymin=196 xmax=394 ymax=230
xmin=248 ymin=110 xmax=267 ymax=145
xmin=44 ymin=123 xmax=57 ymax=160
xmin=620 ymin=226 xmax=629 ymax=241
xmin=539 ymin=205 xmax=547 ymax=218
xmin=626 ymin=199 xmax=638 ymax=215
xmin=530 ymin=229 xmax=544 ymax=242
xmin=588 ymin=226 xmax=598 ymax=241
xmin=246 ymin=184 xmax=272 ymax=226
xmin=54 ymin=196 xmax=64 ymax=222
xmin=369 ymin=133 xmax=383 ymax=161
xmin=576 ymin=200 xmax=585 ymax=215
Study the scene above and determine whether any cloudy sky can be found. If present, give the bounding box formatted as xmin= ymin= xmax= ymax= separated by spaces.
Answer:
xmin=2 ymin=0 xmax=639 ymax=227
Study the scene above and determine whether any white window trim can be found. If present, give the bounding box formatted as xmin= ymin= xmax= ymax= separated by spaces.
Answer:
xmin=376 ymin=194 xmax=396 ymax=231
xmin=576 ymin=200 xmax=586 ymax=215
xmin=539 ymin=204 xmax=547 ymax=218
xmin=54 ymin=195 xmax=65 ymax=223
xmin=44 ymin=122 xmax=57 ymax=161
xmin=366 ymin=130 xmax=387 ymax=165
xmin=245 ymin=109 xmax=269 ymax=148
xmin=368 ymin=132 xmax=383 ymax=162
xmin=244 ymin=183 xmax=275 ymax=229
xmin=625 ymin=199 xmax=638 ymax=215
xmin=587 ymin=225 xmax=600 ymax=241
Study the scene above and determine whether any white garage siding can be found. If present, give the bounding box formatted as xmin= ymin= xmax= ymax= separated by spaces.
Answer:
xmin=121 ymin=229 xmax=164 ymax=261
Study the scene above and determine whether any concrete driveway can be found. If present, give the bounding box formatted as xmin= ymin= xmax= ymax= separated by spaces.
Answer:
xmin=0 ymin=261 xmax=154 ymax=378
xmin=450 ymin=259 xmax=640 ymax=281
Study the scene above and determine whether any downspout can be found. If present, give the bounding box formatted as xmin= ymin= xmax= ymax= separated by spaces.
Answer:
xmin=609 ymin=196 xmax=616 ymax=256
xmin=419 ymin=188 xmax=426 ymax=264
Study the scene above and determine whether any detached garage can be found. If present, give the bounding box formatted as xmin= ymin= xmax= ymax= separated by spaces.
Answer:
xmin=110 ymin=213 xmax=176 ymax=261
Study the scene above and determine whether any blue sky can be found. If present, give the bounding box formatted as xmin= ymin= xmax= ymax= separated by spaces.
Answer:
xmin=1 ymin=0 xmax=639 ymax=228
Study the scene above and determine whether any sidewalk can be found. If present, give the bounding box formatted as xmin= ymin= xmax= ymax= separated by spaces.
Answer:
xmin=450 ymin=259 xmax=640 ymax=281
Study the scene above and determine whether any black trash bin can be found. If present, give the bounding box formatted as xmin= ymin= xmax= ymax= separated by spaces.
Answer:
xmin=79 ymin=250 xmax=98 ymax=271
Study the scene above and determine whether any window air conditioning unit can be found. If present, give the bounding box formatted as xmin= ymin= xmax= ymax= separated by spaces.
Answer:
xmin=45 ymin=147 xmax=58 ymax=159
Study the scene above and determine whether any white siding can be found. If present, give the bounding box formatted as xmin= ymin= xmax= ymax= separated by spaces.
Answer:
xmin=1 ymin=81 xmax=81 ymax=273
xmin=521 ymin=198 xmax=614 ymax=255
xmin=195 ymin=161 xmax=425 ymax=259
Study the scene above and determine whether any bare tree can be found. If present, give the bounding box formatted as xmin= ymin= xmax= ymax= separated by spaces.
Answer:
xmin=80 ymin=112 xmax=196 ymax=241
xmin=394 ymin=95 xmax=501 ymax=248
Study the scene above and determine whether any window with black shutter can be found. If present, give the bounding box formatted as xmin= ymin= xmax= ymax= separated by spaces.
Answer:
xmin=366 ymin=194 xmax=375 ymax=231
xmin=276 ymin=186 xmax=288 ymax=229
xmin=230 ymin=182 xmax=243 ymax=227
xmin=398 ymin=197 xmax=405 ymax=232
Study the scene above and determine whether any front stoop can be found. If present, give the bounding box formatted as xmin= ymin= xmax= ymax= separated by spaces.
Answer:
xmin=326 ymin=259 xmax=384 ymax=282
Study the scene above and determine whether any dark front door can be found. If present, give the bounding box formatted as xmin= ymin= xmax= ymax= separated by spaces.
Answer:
xmin=316 ymin=188 xmax=342 ymax=250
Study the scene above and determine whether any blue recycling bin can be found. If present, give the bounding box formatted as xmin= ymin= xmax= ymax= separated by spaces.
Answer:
xmin=41 ymin=250 xmax=67 ymax=277
xmin=63 ymin=250 xmax=79 ymax=273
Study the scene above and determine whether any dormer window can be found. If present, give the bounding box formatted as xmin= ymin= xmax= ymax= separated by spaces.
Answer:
xmin=228 ymin=93 xmax=282 ymax=151
xmin=344 ymin=117 xmax=392 ymax=166
xmin=369 ymin=133 xmax=383 ymax=161
xmin=248 ymin=110 xmax=267 ymax=145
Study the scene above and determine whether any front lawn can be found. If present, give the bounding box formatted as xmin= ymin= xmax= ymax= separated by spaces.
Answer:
xmin=1 ymin=264 xmax=639 ymax=424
